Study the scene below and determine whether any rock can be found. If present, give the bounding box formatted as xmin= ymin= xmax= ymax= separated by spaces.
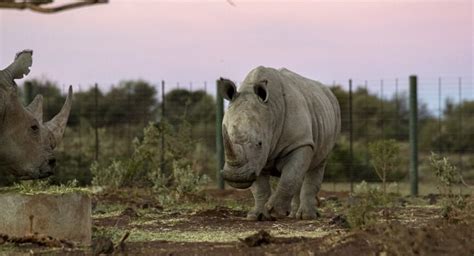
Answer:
xmin=425 ymin=193 xmax=438 ymax=205
xmin=329 ymin=214 xmax=350 ymax=229
xmin=0 ymin=192 xmax=91 ymax=245
xmin=240 ymin=230 xmax=273 ymax=247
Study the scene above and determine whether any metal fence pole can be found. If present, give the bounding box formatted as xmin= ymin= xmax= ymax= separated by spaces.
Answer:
xmin=438 ymin=77 xmax=442 ymax=153
xmin=409 ymin=75 xmax=418 ymax=196
xmin=161 ymin=80 xmax=166 ymax=174
xmin=94 ymin=83 xmax=99 ymax=161
xmin=78 ymin=85 xmax=83 ymax=168
xmin=380 ymin=79 xmax=384 ymax=138
xmin=395 ymin=78 xmax=399 ymax=140
xmin=349 ymin=79 xmax=354 ymax=193
xmin=216 ymin=80 xmax=225 ymax=190
xmin=364 ymin=80 xmax=369 ymax=166
xmin=458 ymin=77 xmax=463 ymax=179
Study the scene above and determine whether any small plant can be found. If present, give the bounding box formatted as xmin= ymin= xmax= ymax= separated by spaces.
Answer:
xmin=346 ymin=181 xmax=393 ymax=229
xmin=429 ymin=152 xmax=466 ymax=218
xmin=92 ymin=121 xmax=208 ymax=205
xmin=368 ymin=139 xmax=400 ymax=194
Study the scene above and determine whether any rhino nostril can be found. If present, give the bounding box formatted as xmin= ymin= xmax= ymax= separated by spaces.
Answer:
xmin=48 ymin=158 xmax=56 ymax=168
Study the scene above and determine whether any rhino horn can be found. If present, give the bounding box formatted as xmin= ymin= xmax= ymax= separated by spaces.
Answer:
xmin=223 ymin=126 xmax=247 ymax=166
xmin=26 ymin=94 xmax=43 ymax=123
xmin=223 ymin=126 xmax=237 ymax=161
xmin=45 ymin=86 xmax=73 ymax=148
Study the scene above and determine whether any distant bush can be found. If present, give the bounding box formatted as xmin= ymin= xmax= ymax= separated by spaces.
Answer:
xmin=325 ymin=137 xmax=373 ymax=182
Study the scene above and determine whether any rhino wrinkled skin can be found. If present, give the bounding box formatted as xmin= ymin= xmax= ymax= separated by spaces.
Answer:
xmin=0 ymin=50 xmax=73 ymax=180
xmin=219 ymin=66 xmax=340 ymax=220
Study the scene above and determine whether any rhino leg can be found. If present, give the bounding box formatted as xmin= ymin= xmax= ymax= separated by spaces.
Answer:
xmin=247 ymin=174 xmax=273 ymax=221
xmin=265 ymin=146 xmax=313 ymax=219
xmin=288 ymin=186 xmax=301 ymax=218
xmin=295 ymin=160 xmax=326 ymax=220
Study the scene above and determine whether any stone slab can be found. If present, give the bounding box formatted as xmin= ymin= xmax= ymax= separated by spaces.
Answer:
xmin=0 ymin=192 xmax=91 ymax=245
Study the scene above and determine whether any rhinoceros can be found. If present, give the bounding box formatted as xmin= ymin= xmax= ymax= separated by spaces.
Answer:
xmin=219 ymin=66 xmax=340 ymax=220
xmin=0 ymin=50 xmax=73 ymax=180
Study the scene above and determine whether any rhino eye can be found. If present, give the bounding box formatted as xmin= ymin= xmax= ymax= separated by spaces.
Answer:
xmin=257 ymin=141 xmax=262 ymax=148
xmin=31 ymin=124 xmax=39 ymax=133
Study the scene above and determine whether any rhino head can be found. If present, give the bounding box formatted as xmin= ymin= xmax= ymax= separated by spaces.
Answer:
xmin=218 ymin=78 xmax=273 ymax=189
xmin=0 ymin=50 xmax=73 ymax=180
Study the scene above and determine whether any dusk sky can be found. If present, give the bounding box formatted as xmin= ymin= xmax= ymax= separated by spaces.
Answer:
xmin=0 ymin=0 xmax=472 ymax=104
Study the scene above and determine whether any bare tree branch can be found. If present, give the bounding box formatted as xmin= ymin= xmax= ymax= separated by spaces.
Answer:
xmin=0 ymin=0 xmax=108 ymax=14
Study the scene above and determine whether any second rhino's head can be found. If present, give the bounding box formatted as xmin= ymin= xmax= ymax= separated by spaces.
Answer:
xmin=218 ymin=76 xmax=275 ymax=189
xmin=0 ymin=50 xmax=73 ymax=180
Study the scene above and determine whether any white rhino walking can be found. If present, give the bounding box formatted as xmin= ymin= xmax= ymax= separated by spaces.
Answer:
xmin=219 ymin=66 xmax=340 ymax=220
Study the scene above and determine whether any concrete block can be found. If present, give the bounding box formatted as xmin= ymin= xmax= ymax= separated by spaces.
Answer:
xmin=0 ymin=192 xmax=91 ymax=245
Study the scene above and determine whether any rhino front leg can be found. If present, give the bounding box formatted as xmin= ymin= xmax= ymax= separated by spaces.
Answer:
xmin=295 ymin=160 xmax=326 ymax=220
xmin=288 ymin=186 xmax=301 ymax=218
xmin=265 ymin=146 xmax=313 ymax=218
xmin=247 ymin=174 xmax=273 ymax=221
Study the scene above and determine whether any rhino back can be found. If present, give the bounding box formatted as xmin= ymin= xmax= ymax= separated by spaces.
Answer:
xmin=275 ymin=68 xmax=340 ymax=167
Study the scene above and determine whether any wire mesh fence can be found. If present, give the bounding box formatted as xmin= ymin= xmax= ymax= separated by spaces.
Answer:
xmin=22 ymin=75 xmax=473 ymax=193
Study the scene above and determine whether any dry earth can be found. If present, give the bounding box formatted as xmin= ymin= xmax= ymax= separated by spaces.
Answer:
xmin=1 ymin=188 xmax=473 ymax=255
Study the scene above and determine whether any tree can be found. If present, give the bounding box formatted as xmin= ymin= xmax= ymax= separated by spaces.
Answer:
xmin=103 ymin=80 xmax=158 ymax=127
xmin=162 ymin=89 xmax=215 ymax=127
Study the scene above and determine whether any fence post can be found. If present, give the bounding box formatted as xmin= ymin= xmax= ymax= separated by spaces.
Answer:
xmin=349 ymin=79 xmax=354 ymax=193
xmin=94 ymin=83 xmax=99 ymax=161
xmin=409 ymin=75 xmax=418 ymax=196
xmin=216 ymin=80 xmax=225 ymax=190
xmin=458 ymin=77 xmax=463 ymax=187
xmin=161 ymin=80 xmax=166 ymax=175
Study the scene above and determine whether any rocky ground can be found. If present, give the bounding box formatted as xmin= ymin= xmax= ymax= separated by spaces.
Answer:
xmin=1 ymin=188 xmax=473 ymax=256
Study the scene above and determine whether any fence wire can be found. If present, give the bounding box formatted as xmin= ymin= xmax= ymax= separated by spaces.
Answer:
xmin=50 ymin=76 xmax=474 ymax=191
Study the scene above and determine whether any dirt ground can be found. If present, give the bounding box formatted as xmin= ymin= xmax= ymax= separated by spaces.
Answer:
xmin=1 ymin=188 xmax=473 ymax=256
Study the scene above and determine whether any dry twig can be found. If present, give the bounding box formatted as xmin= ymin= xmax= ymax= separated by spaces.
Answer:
xmin=0 ymin=0 xmax=107 ymax=14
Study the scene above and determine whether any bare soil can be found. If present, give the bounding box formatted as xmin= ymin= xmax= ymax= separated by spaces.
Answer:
xmin=1 ymin=188 xmax=473 ymax=256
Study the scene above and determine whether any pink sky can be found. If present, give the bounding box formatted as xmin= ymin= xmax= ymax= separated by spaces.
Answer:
xmin=0 ymin=0 xmax=472 ymax=95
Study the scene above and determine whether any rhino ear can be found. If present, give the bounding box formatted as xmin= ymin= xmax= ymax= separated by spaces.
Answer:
xmin=26 ymin=94 xmax=43 ymax=123
xmin=254 ymin=80 xmax=269 ymax=103
xmin=218 ymin=78 xmax=238 ymax=101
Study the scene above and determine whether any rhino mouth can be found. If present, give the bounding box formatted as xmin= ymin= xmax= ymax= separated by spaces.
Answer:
xmin=221 ymin=164 xmax=256 ymax=189
xmin=226 ymin=180 xmax=254 ymax=189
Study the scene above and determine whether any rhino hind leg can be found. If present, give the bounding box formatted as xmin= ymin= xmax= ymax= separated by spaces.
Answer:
xmin=247 ymin=174 xmax=273 ymax=221
xmin=294 ymin=160 xmax=326 ymax=220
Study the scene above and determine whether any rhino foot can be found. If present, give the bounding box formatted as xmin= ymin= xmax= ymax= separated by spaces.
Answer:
xmin=247 ymin=208 xmax=275 ymax=221
xmin=265 ymin=196 xmax=291 ymax=219
xmin=295 ymin=204 xmax=321 ymax=220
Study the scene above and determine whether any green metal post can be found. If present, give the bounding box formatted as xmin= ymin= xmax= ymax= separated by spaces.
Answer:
xmin=216 ymin=80 xmax=225 ymax=189
xmin=349 ymin=79 xmax=353 ymax=193
xmin=409 ymin=75 xmax=418 ymax=196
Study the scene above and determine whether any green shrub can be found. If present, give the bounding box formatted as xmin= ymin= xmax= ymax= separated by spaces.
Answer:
xmin=429 ymin=152 xmax=467 ymax=217
xmin=326 ymin=136 xmax=374 ymax=182
xmin=346 ymin=181 xmax=394 ymax=229
xmin=368 ymin=139 xmax=400 ymax=194
xmin=92 ymin=121 xmax=209 ymax=204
